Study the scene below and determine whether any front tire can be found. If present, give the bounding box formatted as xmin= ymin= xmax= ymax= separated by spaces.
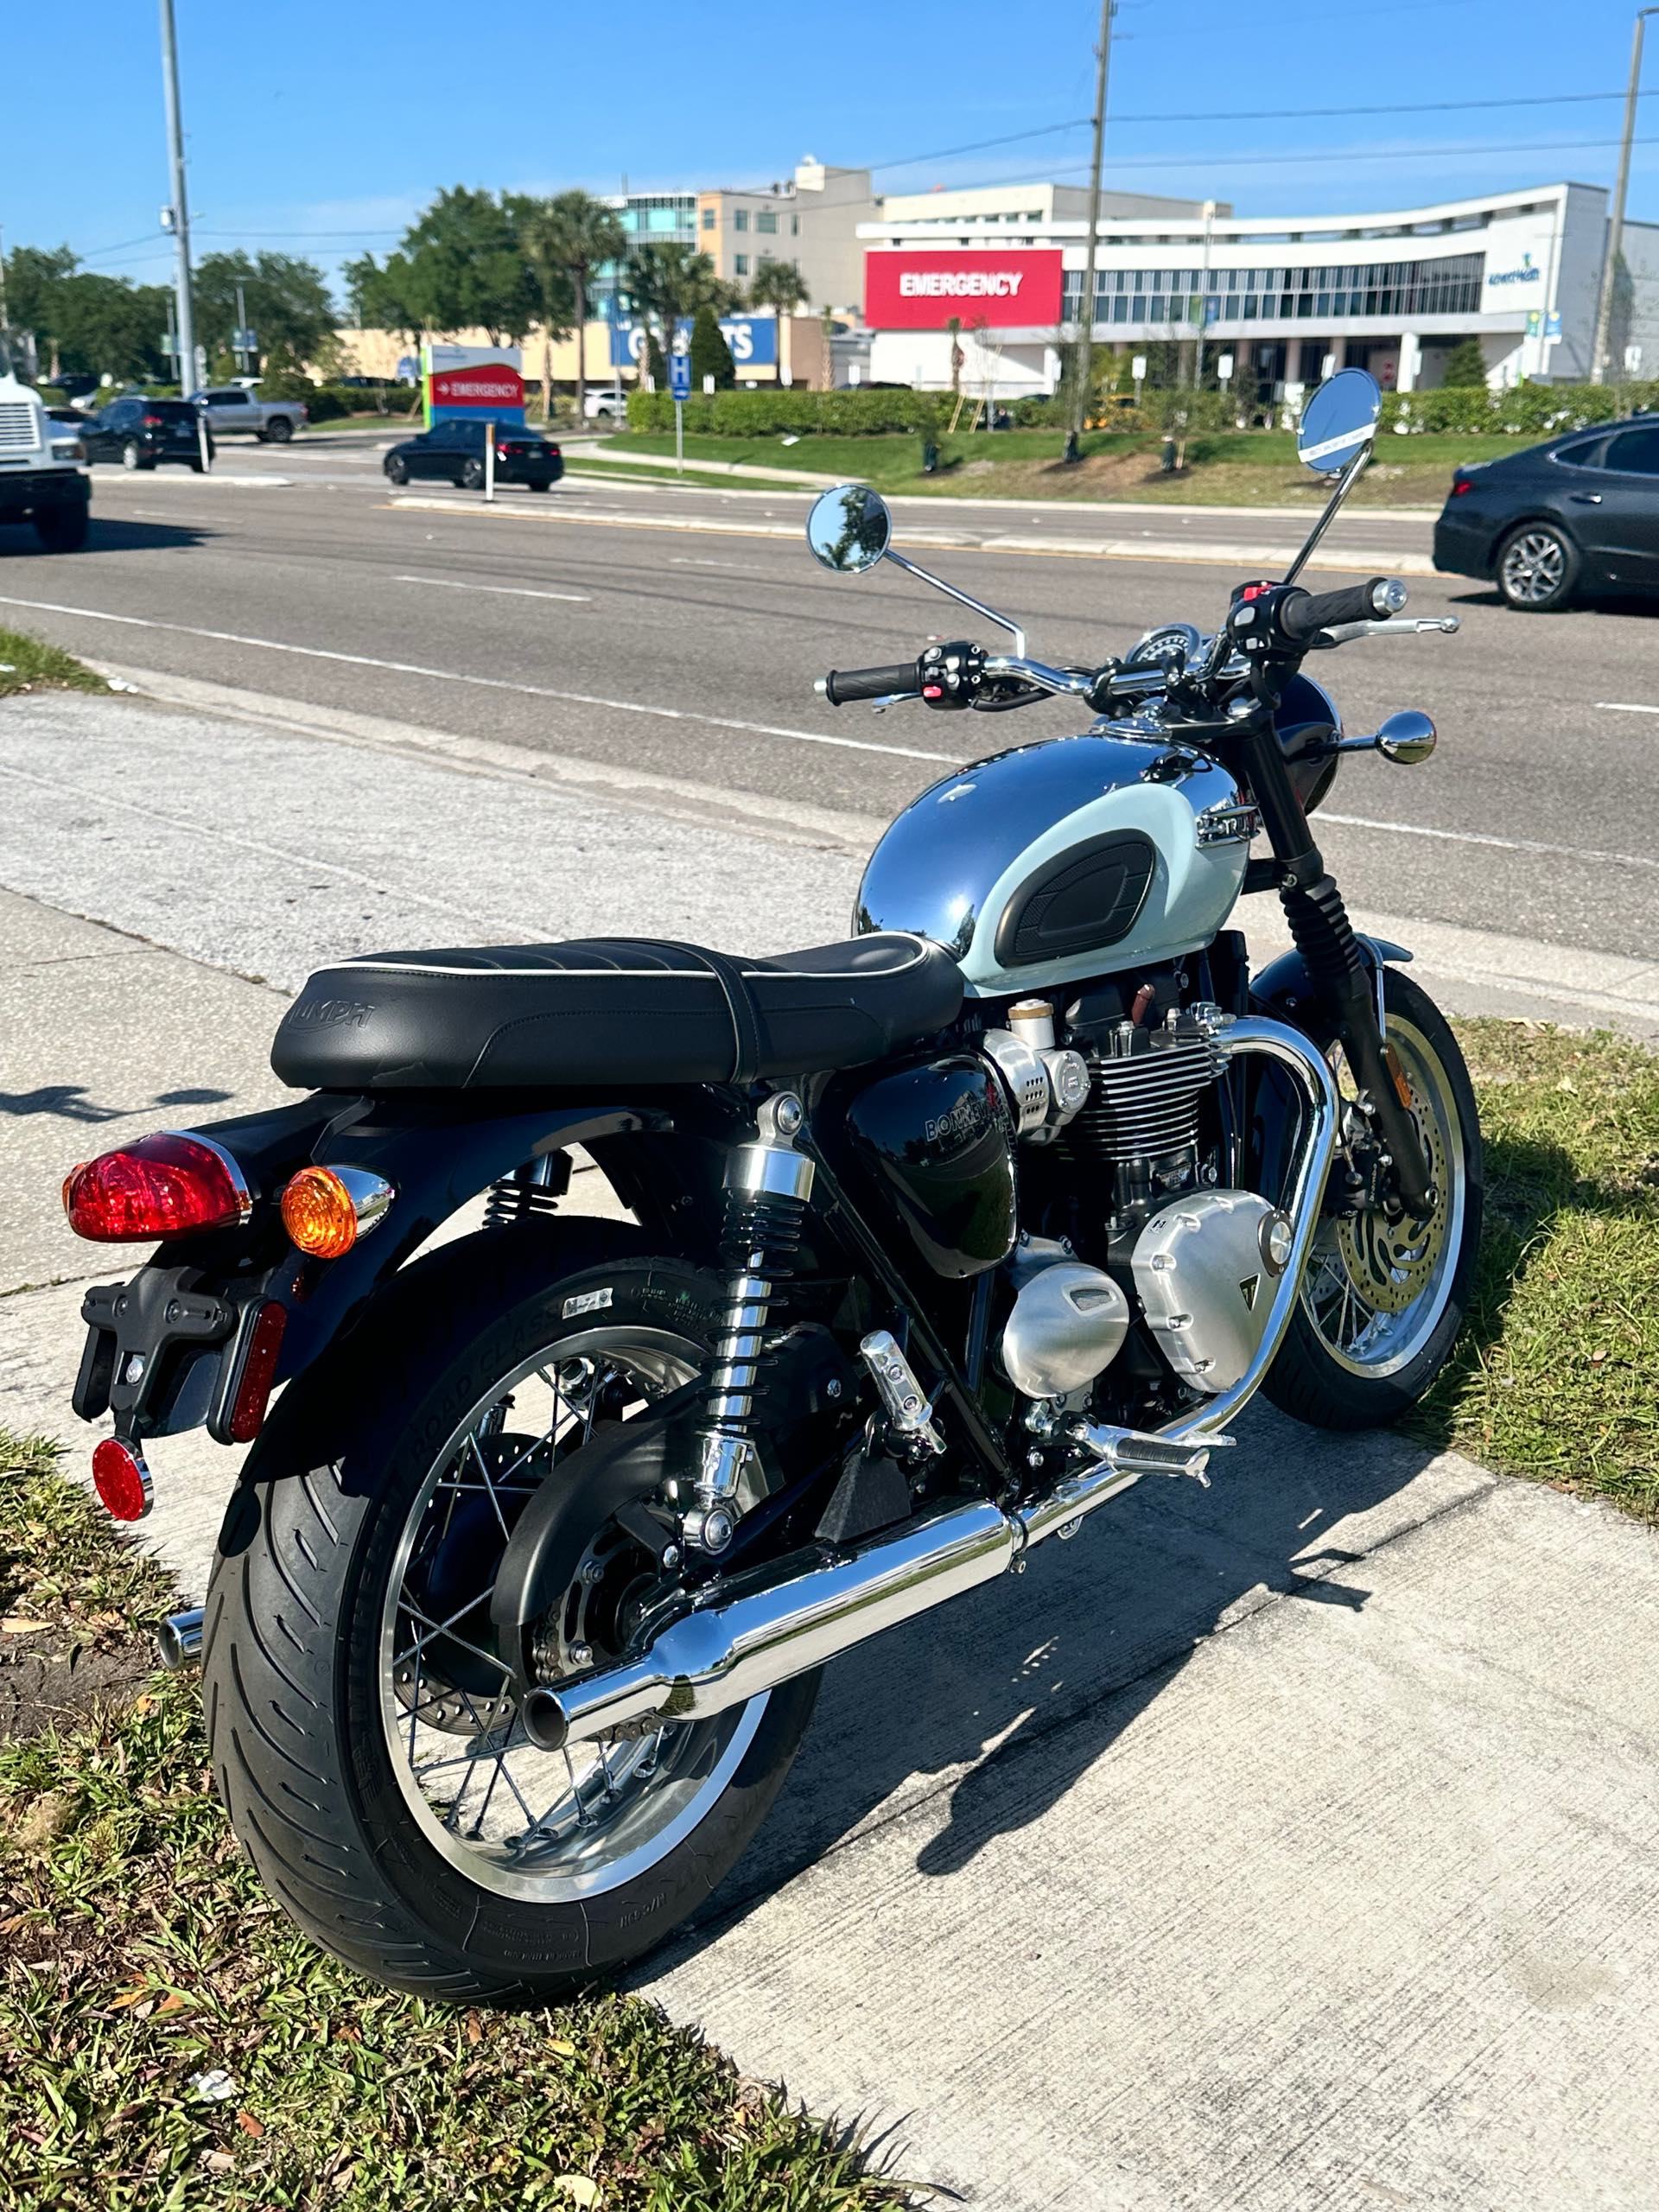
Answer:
xmin=1263 ymin=969 xmax=1483 ymax=1429
xmin=1497 ymin=521 xmax=1579 ymax=610
xmin=203 ymin=1240 xmax=817 ymax=2002
xmin=461 ymin=457 xmax=485 ymax=491
xmin=385 ymin=454 xmax=409 ymax=486
xmin=35 ymin=504 xmax=89 ymax=552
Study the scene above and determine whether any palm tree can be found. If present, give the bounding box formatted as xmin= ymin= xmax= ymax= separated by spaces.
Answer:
xmin=627 ymin=245 xmax=734 ymax=384
xmin=541 ymin=189 xmax=626 ymax=421
xmin=747 ymin=259 xmax=810 ymax=387
xmin=512 ymin=199 xmax=577 ymax=423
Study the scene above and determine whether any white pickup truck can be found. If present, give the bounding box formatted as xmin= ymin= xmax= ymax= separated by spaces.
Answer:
xmin=0 ymin=337 xmax=91 ymax=551
xmin=188 ymin=384 xmax=308 ymax=442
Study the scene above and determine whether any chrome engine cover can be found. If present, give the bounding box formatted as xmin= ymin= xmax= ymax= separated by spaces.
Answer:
xmin=1001 ymin=1261 xmax=1130 ymax=1399
xmin=1131 ymin=1192 xmax=1293 ymax=1395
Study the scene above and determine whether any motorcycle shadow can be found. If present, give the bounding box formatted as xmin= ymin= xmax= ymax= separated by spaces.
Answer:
xmin=645 ymin=1121 xmax=1578 ymax=1968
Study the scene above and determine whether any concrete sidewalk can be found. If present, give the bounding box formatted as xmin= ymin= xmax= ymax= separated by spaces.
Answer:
xmin=3 ymin=686 xmax=1659 ymax=2209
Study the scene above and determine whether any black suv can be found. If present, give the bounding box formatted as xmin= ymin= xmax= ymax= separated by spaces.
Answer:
xmin=1433 ymin=416 xmax=1659 ymax=610
xmin=82 ymin=397 xmax=213 ymax=473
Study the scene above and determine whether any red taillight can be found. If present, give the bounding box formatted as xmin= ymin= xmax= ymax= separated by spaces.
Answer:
xmin=1451 ymin=475 xmax=1473 ymax=497
xmin=547 ymin=445 xmax=561 ymax=458
xmin=143 ymin=412 xmax=164 ymax=428
xmin=228 ymin=1302 xmax=287 ymax=1443
xmin=62 ymin=1133 xmax=249 ymax=1243
xmin=92 ymin=1437 xmax=153 ymax=1521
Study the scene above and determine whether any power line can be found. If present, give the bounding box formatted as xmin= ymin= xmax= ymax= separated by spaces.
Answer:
xmin=946 ymin=130 xmax=1659 ymax=189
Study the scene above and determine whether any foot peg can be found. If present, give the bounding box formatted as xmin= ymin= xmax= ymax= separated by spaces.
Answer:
xmin=1071 ymin=1424 xmax=1232 ymax=1487
xmin=860 ymin=1331 xmax=945 ymax=1457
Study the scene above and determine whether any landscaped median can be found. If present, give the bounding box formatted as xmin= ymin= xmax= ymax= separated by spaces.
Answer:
xmin=0 ymin=628 xmax=109 ymax=702
xmin=2 ymin=1020 xmax=1652 ymax=2205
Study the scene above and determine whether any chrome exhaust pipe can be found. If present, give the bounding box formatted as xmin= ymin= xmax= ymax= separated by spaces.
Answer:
xmin=523 ymin=1016 xmax=1337 ymax=1758
xmin=156 ymin=1607 xmax=204 ymax=1670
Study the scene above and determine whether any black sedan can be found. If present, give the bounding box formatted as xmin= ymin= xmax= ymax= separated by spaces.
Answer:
xmin=383 ymin=418 xmax=563 ymax=492
xmin=81 ymin=396 xmax=213 ymax=472
xmin=1433 ymin=415 xmax=1659 ymax=610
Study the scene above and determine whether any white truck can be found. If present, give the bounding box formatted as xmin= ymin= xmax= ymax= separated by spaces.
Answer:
xmin=0 ymin=336 xmax=91 ymax=552
xmin=188 ymin=383 xmax=308 ymax=442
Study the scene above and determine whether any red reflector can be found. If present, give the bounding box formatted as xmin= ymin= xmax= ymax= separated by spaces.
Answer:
xmin=63 ymin=1133 xmax=249 ymax=1243
xmin=92 ymin=1437 xmax=153 ymax=1522
xmin=229 ymin=1301 xmax=287 ymax=1443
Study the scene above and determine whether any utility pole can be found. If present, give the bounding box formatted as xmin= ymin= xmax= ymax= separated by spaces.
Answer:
xmin=1193 ymin=199 xmax=1217 ymax=391
xmin=1067 ymin=0 xmax=1114 ymax=458
xmin=158 ymin=0 xmax=196 ymax=393
xmin=1591 ymin=4 xmax=1656 ymax=385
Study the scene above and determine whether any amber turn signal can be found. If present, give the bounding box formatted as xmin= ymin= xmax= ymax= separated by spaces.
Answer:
xmin=279 ymin=1165 xmax=393 ymax=1259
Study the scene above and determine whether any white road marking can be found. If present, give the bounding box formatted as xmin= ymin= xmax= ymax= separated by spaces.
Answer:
xmin=394 ymin=575 xmax=591 ymax=604
xmin=0 ymin=592 xmax=961 ymax=766
xmin=1596 ymin=702 xmax=1659 ymax=715
xmin=1319 ymin=810 xmax=1659 ymax=874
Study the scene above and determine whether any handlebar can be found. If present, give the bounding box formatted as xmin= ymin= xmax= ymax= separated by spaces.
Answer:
xmin=816 ymin=662 xmax=922 ymax=706
xmin=1278 ymin=576 xmax=1407 ymax=645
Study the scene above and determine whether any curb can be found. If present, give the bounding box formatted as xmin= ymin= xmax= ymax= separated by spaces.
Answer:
xmin=381 ymin=495 xmax=1437 ymax=575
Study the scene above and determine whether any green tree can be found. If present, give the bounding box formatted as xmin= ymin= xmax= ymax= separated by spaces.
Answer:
xmin=510 ymin=200 xmax=576 ymax=422
xmin=2 ymin=245 xmax=77 ymax=376
xmin=343 ymin=251 xmax=426 ymax=345
xmin=1439 ymin=335 xmax=1489 ymax=388
xmin=747 ymin=258 xmax=810 ymax=386
xmin=628 ymin=244 xmax=735 ymax=372
xmin=395 ymin=188 xmax=537 ymax=342
xmin=536 ymin=190 xmax=626 ymax=418
xmin=645 ymin=330 xmax=668 ymax=388
xmin=194 ymin=251 xmax=338 ymax=374
xmin=688 ymin=302 xmax=735 ymax=391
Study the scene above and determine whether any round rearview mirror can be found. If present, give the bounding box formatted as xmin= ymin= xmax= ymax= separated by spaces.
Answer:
xmin=1296 ymin=368 xmax=1382 ymax=474
xmin=1376 ymin=709 xmax=1437 ymax=766
xmin=806 ymin=483 xmax=892 ymax=574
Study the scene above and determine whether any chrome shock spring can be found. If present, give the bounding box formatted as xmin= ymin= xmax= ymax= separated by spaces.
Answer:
xmin=684 ymin=1094 xmax=815 ymax=1555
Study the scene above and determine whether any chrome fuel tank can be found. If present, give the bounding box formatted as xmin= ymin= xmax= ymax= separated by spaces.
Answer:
xmin=855 ymin=729 xmax=1252 ymax=998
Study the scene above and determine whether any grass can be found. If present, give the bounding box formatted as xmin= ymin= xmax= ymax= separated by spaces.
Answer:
xmin=0 ymin=1458 xmax=902 ymax=2212
xmin=0 ymin=627 xmax=107 ymax=700
xmin=601 ymin=428 xmax=1516 ymax=509
xmin=563 ymin=455 xmax=810 ymax=496
xmin=1412 ymin=1021 xmax=1659 ymax=1516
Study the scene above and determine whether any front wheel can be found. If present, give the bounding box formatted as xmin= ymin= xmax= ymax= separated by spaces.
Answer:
xmin=385 ymin=454 xmax=409 ymax=486
xmin=202 ymin=1240 xmax=817 ymax=2002
xmin=35 ymin=504 xmax=89 ymax=552
xmin=1263 ymin=968 xmax=1483 ymax=1429
xmin=461 ymin=457 xmax=485 ymax=491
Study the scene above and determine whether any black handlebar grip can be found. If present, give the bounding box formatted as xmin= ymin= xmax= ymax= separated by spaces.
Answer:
xmin=1279 ymin=577 xmax=1393 ymax=644
xmin=820 ymin=661 xmax=922 ymax=706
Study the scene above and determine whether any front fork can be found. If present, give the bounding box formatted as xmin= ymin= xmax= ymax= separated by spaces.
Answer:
xmin=1240 ymin=718 xmax=1435 ymax=1219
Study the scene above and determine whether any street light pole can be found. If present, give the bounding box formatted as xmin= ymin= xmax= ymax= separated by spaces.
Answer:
xmin=158 ymin=0 xmax=196 ymax=393
xmin=1591 ymin=4 xmax=1656 ymax=385
xmin=1067 ymin=0 xmax=1115 ymax=458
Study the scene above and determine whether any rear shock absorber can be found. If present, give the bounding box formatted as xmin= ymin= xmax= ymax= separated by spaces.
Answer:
xmin=484 ymin=1152 xmax=570 ymax=1226
xmin=683 ymin=1092 xmax=815 ymax=1556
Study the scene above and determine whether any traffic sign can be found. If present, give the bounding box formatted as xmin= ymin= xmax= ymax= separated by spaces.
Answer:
xmin=668 ymin=353 xmax=691 ymax=402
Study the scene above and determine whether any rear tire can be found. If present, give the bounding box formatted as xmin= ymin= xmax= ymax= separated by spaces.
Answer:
xmin=120 ymin=440 xmax=152 ymax=473
xmin=267 ymin=416 xmax=294 ymax=444
xmin=34 ymin=504 xmax=89 ymax=552
xmin=1497 ymin=521 xmax=1579 ymax=611
xmin=203 ymin=1238 xmax=817 ymax=2002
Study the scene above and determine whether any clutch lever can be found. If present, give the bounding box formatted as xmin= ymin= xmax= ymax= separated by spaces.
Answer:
xmin=1312 ymin=615 xmax=1460 ymax=645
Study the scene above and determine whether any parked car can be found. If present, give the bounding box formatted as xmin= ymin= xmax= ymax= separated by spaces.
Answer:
xmin=382 ymin=418 xmax=563 ymax=490
xmin=81 ymin=396 xmax=213 ymax=472
xmin=1433 ymin=415 xmax=1659 ymax=610
xmin=186 ymin=385 xmax=308 ymax=442
xmin=582 ymin=386 xmax=630 ymax=422
xmin=45 ymin=405 xmax=88 ymax=429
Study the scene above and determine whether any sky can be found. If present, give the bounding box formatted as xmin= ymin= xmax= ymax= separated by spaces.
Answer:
xmin=6 ymin=0 xmax=1657 ymax=302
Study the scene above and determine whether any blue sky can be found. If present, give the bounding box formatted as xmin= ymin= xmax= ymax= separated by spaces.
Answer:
xmin=7 ymin=0 xmax=1657 ymax=300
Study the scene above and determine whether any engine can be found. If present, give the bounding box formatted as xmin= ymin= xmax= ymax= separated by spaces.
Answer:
xmin=979 ymin=993 xmax=1291 ymax=1409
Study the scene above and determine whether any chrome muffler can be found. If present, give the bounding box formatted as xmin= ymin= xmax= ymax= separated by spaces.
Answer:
xmin=156 ymin=1606 xmax=205 ymax=1669
xmin=522 ymin=1016 xmax=1337 ymax=1757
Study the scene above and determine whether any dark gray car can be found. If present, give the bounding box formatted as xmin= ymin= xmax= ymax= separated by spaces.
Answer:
xmin=1433 ymin=415 xmax=1659 ymax=610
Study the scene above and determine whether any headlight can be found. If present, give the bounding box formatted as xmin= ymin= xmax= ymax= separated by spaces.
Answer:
xmin=51 ymin=439 xmax=86 ymax=462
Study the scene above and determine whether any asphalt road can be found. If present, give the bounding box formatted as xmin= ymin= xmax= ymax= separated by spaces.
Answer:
xmin=1 ymin=448 xmax=1656 ymax=969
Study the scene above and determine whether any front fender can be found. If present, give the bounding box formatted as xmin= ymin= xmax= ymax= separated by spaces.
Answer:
xmin=1250 ymin=932 xmax=1413 ymax=1026
xmin=1245 ymin=935 xmax=1412 ymax=1205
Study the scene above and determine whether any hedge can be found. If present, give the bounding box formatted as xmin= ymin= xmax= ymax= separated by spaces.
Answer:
xmin=304 ymin=383 xmax=422 ymax=423
xmin=625 ymin=388 xmax=939 ymax=435
xmin=1378 ymin=380 xmax=1659 ymax=436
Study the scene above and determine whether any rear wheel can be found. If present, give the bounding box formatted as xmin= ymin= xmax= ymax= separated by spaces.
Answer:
xmin=34 ymin=504 xmax=89 ymax=552
xmin=267 ymin=416 xmax=294 ymax=443
xmin=203 ymin=1244 xmax=817 ymax=2001
xmin=1263 ymin=969 xmax=1483 ymax=1429
xmin=1497 ymin=521 xmax=1579 ymax=610
xmin=120 ymin=440 xmax=151 ymax=473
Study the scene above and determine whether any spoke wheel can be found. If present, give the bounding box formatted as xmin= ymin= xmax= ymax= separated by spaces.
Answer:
xmin=1497 ymin=524 xmax=1576 ymax=610
xmin=378 ymin=1327 xmax=764 ymax=1904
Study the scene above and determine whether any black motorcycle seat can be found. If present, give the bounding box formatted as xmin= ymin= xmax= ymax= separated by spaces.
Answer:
xmin=271 ymin=932 xmax=965 ymax=1091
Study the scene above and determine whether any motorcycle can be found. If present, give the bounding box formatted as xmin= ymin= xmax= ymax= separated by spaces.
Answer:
xmin=61 ymin=369 xmax=1480 ymax=1999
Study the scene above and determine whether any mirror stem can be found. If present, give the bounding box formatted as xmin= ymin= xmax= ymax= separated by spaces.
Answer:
xmin=885 ymin=550 xmax=1027 ymax=658
xmin=1281 ymin=441 xmax=1372 ymax=590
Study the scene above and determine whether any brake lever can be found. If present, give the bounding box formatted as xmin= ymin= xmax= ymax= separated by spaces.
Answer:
xmin=1312 ymin=615 xmax=1460 ymax=645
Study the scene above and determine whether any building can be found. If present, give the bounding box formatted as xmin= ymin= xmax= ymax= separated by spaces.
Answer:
xmin=858 ymin=181 xmax=1659 ymax=400
xmin=589 ymin=191 xmax=699 ymax=321
xmin=876 ymin=180 xmax=1225 ymax=231
xmin=696 ymin=158 xmax=876 ymax=317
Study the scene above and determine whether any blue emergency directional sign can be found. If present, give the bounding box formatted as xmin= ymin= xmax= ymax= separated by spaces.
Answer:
xmin=668 ymin=352 xmax=692 ymax=402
